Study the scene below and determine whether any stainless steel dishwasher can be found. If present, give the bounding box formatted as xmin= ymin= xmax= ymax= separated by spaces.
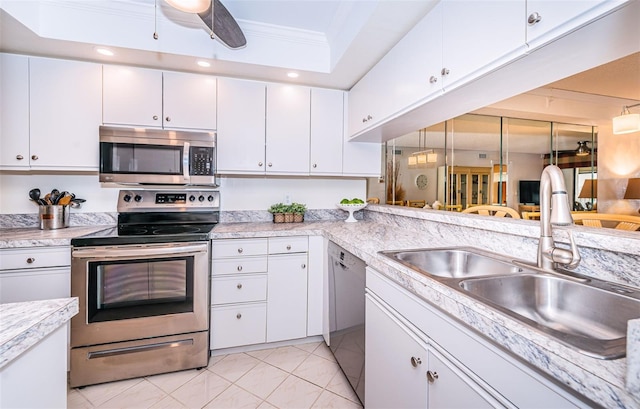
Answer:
xmin=327 ymin=242 xmax=366 ymax=405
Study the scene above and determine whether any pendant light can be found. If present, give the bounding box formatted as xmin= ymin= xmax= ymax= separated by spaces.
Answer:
xmin=612 ymin=103 xmax=640 ymax=134
xmin=165 ymin=0 xmax=210 ymax=14
xmin=575 ymin=141 xmax=591 ymax=157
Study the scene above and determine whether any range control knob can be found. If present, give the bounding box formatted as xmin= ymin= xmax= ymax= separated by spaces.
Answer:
xmin=134 ymin=195 xmax=142 ymax=202
xmin=123 ymin=194 xmax=132 ymax=202
xmin=189 ymin=195 xmax=196 ymax=202
xmin=198 ymin=195 xmax=205 ymax=202
xmin=208 ymin=195 xmax=215 ymax=202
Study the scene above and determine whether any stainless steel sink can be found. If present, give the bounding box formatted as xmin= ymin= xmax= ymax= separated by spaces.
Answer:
xmin=379 ymin=247 xmax=522 ymax=279
xmin=459 ymin=274 xmax=639 ymax=358
xmin=378 ymin=247 xmax=640 ymax=359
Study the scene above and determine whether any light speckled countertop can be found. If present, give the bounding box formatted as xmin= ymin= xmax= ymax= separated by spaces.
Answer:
xmin=1 ymin=212 xmax=638 ymax=407
xmin=0 ymin=298 xmax=78 ymax=368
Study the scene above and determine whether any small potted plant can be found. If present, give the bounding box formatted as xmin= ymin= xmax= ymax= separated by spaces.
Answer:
xmin=290 ymin=202 xmax=307 ymax=223
xmin=268 ymin=203 xmax=288 ymax=223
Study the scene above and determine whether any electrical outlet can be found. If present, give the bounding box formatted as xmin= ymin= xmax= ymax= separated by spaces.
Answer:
xmin=284 ymin=193 xmax=292 ymax=205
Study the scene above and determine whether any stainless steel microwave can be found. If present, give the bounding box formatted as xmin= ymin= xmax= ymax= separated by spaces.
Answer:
xmin=99 ymin=126 xmax=217 ymax=186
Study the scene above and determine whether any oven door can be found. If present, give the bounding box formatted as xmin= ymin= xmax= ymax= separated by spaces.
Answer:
xmin=71 ymin=241 xmax=210 ymax=347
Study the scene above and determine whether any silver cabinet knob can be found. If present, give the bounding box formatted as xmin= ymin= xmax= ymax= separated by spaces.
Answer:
xmin=237 ymin=248 xmax=243 ymax=254
xmin=16 ymin=155 xmax=24 ymax=160
xmin=312 ymin=163 xmax=317 ymax=168
xmin=427 ymin=370 xmax=439 ymax=383
xmin=258 ymin=162 xmax=263 ymax=167
xmin=268 ymin=163 xmax=272 ymax=167
xmin=26 ymin=257 xmax=35 ymax=264
xmin=410 ymin=356 xmax=422 ymax=367
xmin=528 ymin=12 xmax=542 ymax=25
xmin=237 ymin=265 xmax=243 ymax=271
xmin=236 ymin=313 xmax=242 ymax=319
xmin=165 ymin=116 xmax=171 ymax=122
xmin=301 ymin=263 xmax=306 ymax=269
xmin=362 ymin=114 xmax=373 ymax=123
xmin=237 ymin=283 xmax=243 ymax=289
xmin=153 ymin=115 xmax=159 ymax=120
xmin=31 ymin=155 xmax=38 ymax=161
xmin=429 ymin=76 xmax=438 ymax=84
xmin=441 ymin=68 xmax=450 ymax=76
xmin=286 ymin=245 xmax=292 ymax=250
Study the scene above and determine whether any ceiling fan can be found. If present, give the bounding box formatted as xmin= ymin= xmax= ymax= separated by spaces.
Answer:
xmin=164 ymin=0 xmax=246 ymax=49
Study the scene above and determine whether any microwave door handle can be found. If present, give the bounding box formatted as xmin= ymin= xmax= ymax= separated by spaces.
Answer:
xmin=183 ymin=142 xmax=190 ymax=183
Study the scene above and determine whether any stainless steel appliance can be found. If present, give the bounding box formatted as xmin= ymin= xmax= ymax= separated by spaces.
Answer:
xmin=99 ymin=126 xmax=217 ymax=186
xmin=69 ymin=189 xmax=219 ymax=388
xmin=327 ymin=242 xmax=366 ymax=405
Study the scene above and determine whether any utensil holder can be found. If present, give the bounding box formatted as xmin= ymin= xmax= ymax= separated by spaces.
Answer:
xmin=39 ymin=205 xmax=70 ymax=230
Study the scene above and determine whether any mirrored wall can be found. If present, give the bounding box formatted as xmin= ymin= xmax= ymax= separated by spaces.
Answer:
xmin=367 ymin=114 xmax=597 ymax=217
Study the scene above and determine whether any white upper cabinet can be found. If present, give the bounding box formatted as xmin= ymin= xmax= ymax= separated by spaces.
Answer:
xmin=0 ymin=54 xmax=30 ymax=170
xmin=441 ymin=0 xmax=525 ymax=92
xmin=103 ymin=65 xmax=216 ymax=130
xmin=265 ymin=84 xmax=311 ymax=174
xmin=310 ymin=88 xmax=344 ymax=175
xmin=163 ymin=71 xmax=217 ymax=130
xmin=29 ymin=57 xmax=102 ymax=170
xmin=525 ymin=0 xmax=626 ymax=49
xmin=216 ymin=77 xmax=267 ymax=174
xmin=103 ymin=65 xmax=163 ymax=128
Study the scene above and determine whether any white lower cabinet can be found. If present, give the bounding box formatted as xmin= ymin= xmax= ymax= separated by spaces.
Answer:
xmin=366 ymin=267 xmax=592 ymax=408
xmin=210 ymin=236 xmax=311 ymax=350
xmin=0 ymin=246 xmax=71 ymax=303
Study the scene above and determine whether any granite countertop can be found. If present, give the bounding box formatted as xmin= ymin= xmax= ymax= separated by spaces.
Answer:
xmin=0 ymin=297 xmax=78 ymax=368
xmin=0 ymin=219 xmax=638 ymax=407
xmin=0 ymin=226 xmax=111 ymax=248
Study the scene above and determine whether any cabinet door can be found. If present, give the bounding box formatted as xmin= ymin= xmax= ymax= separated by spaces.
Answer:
xmin=103 ymin=65 xmax=163 ymax=128
xmin=0 ymin=53 xmax=30 ymax=169
xmin=526 ymin=0 xmax=623 ymax=48
xmin=365 ymin=294 xmax=428 ymax=409
xmin=0 ymin=267 xmax=70 ymax=303
xmin=266 ymin=253 xmax=308 ymax=342
xmin=266 ymin=84 xmax=311 ymax=174
xmin=310 ymin=88 xmax=343 ymax=175
xmin=442 ymin=0 xmax=525 ymax=92
xmin=29 ymin=57 xmax=102 ymax=170
xmin=216 ymin=78 xmax=266 ymax=174
xmin=427 ymin=349 xmax=497 ymax=408
xmin=163 ymin=71 xmax=216 ymax=130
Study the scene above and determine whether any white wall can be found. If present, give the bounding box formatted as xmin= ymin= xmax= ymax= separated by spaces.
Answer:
xmin=0 ymin=173 xmax=366 ymax=214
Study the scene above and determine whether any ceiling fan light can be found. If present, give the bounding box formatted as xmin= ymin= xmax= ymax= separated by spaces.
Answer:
xmin=165 ymin=0 xmax=210 ymax=14
xmin=612 ymin=112 xmax=640 ymax=135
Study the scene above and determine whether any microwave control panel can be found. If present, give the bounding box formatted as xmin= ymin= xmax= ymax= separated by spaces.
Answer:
xmin=190 ymin=147 xmax=214 ymax=176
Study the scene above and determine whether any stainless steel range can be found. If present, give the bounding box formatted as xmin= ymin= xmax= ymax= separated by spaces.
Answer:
xmin=69 ymin=189 xmax=219 ymax=388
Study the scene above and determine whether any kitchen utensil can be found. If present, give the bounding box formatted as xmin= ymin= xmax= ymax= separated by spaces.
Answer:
xmin=58 ymin=195 xmax=72 ymax=206
xmin=43 ymin=193 xmax=53 ymax=205
xmin=29 ymin=188 xmax=41 ymax=203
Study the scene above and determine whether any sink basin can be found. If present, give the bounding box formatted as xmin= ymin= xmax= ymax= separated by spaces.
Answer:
xmin=459 ymin=274 xmax=640 ymax=358
xmin=380 ymin=247 xmax=521 ymax=279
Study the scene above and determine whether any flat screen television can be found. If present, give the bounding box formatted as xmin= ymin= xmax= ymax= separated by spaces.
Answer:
xmin=519 ymin=180 xmax=540 ymax=205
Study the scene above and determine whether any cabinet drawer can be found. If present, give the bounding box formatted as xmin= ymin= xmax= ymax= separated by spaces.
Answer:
xmin=210 ymin=303 xmax=267 ymax=349
xmin=0 ymin=267 xmax=70 ymax=303
xmin=0 ymin=247 xmax=70 ymax=271
xmin=212 ymin=239 xmax=268 ymax=258
xmin=212 ymin=274 xmax=267 ymax=305
xmin=212 ymin=256 xmax=268 ymax=276
xmin=268 ymin=236 xmax=308 ymax=254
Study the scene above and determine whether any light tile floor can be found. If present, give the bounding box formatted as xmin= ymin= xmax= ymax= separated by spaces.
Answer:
xmin=68 ymin=341 xmax=363 ymax=409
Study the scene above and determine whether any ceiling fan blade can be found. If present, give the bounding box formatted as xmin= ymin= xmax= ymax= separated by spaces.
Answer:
xmin=198 ymin=0 xmax=246 ymax=49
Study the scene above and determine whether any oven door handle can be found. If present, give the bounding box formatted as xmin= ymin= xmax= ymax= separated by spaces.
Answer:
xmin=72 ymin=243 xmax=208 ymax=259
xmin=183 ymin=142 xmax=191 ymax=183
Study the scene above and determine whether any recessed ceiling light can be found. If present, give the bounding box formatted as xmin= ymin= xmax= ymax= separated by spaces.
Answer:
xmin=95 ymin=48 xmax=114 ymax=56
xmin=287 ymin=72 xmax=299 ymax=78
xmin=197 ymin=61 xmax=211 ymax=68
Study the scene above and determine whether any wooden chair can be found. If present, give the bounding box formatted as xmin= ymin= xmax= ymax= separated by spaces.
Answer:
xmin=386 ymin=200 xmax=405 ymax=206
xmin=406 ymin=200 xmax=426 ymax=208
xmin=366 ymin=197 xmax=380 ymax=204
xmin=461 ymin=205 xmax=521 ymax=219
xmin=571 ymin=213 xmax=640 ymax=231
xmin=521 ymin=211 xmax=540 ymax=220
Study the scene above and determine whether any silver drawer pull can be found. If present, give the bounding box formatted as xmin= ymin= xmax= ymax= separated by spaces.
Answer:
xmin=26 ymin=257 xmax=36 ymax=264
xmin=16 ymin=155 xmax=24 ymax=160
xmin=237 ymin=283 xmax=243 ymax=289
xmin=237 ymin=248 xmax=243 ymax=254
xmin=286 ymin=245 xmax=292 ymax=250
xmin=31 ymin=155 xmax=38 ymax=161
xmin=236 ymin=313 xmax=242 ymax=319
xmin=411 ymin=356 xmax=422 ymax=367
xmin=427 ymin=370 xmax=439 ymax=383
xmin=237 ymin=265 xmax=243 ymax=271
xmin=88 ymin=339 xmax=193 ymax=359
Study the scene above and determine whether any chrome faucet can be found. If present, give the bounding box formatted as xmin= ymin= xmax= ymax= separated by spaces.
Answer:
xmin=537 ymin=165 xmax=581 ymax=271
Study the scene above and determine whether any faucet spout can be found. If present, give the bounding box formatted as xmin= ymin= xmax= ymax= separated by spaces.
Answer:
xmin=537 ymin=165 xmax=581 ymax=271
